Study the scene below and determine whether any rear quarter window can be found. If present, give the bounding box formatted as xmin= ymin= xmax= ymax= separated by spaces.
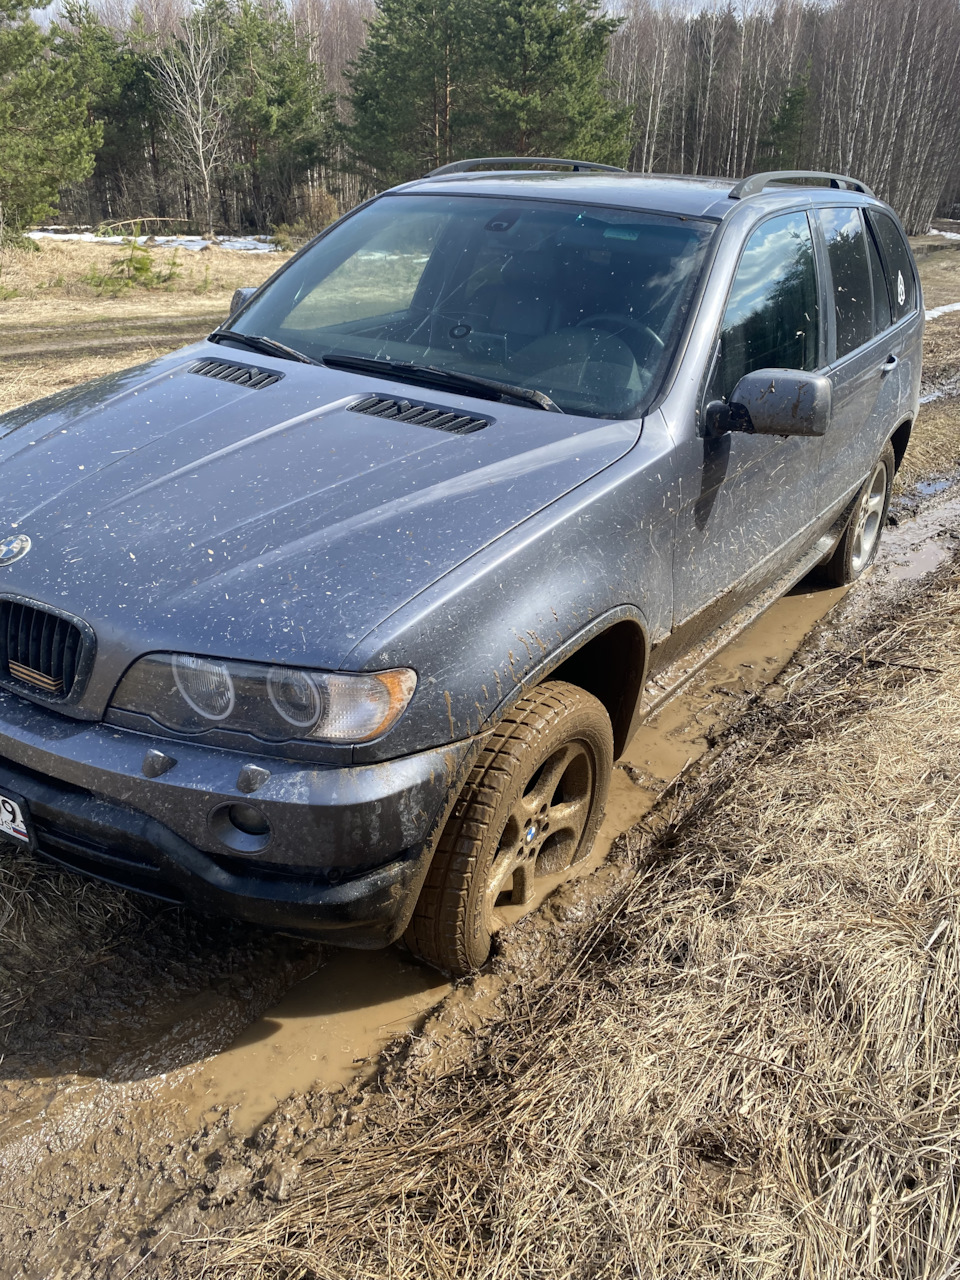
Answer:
xmin=866 ymin=224 xmax=892 ymax=333
xmin=868 ymin=210 xmax=918 ymax=322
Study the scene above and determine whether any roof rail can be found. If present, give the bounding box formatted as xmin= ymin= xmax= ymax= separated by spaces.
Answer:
xmin=427 ymin=156 xmax=626 ymax=177
xmin=729 ymin=170 xmax=875 ymax=200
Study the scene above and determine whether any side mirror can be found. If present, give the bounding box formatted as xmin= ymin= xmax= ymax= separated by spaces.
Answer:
xmin=230 ymin=286 xmax=258 ymax=316
xmin=705 ymin=369 xmax=831 ymax=438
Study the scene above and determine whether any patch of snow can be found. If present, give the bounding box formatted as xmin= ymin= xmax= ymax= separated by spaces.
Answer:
xmin=925 ymin=301 xmax=960 ymax=321
xmin=25 ymin=230 xmax=279 ymax=253
xmin=928 ymin=227 xmax=960 ymax=241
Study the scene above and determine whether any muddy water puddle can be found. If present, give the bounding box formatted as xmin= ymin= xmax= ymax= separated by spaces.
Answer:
xmin=885 ymin=492 xmax=960 ymax=580
xmin=189 ymin=949 xmax=449 ymax=1132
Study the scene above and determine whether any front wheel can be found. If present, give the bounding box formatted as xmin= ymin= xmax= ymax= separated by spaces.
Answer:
xmin=820 ymin=442 xmax=895 ymax=587
xmin=405 ymin=681 xmax=613 ymax=977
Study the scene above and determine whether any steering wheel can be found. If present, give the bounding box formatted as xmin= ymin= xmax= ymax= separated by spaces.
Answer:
xmin=575 ymin=313 xmax=665 ymax=351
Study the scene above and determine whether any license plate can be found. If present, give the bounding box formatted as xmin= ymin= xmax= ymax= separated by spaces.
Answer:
xmin=0 ymin=792 xmax=30 ymax=842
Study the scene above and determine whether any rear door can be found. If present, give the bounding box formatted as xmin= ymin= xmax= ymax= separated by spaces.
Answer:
xmin=814 ymin=206 xmax=904 ymax=515
xmin=868 ymin=209 xmax=922 ymax=409
xmin=673 ymin=209 xmax=824 ymax=624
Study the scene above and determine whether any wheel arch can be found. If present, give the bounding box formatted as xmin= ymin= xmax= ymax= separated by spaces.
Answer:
xmin=540 ymin=615 xmax=648 ymax=759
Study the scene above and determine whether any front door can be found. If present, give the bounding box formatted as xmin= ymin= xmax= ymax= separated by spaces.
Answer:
xmin=673 ymin=210 xmax=824 ymax=625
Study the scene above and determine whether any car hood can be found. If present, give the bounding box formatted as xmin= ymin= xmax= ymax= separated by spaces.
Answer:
xmin=0 ymin=345 xmax=640 ymax=678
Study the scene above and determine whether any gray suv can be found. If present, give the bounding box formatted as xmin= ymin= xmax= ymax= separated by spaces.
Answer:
xmin=0 ymin=161 xmax=921 ymax=975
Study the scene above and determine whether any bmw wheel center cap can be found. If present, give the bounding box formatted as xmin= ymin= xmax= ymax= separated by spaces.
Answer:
xmin=0 ymin=534 xmax=30 ymax=566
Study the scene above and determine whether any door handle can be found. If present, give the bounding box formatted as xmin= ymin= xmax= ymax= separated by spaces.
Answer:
xmin=881 ymin=354 xmax=899 ymax=374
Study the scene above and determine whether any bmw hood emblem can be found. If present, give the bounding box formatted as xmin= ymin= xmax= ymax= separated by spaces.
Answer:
xmin=0 ymin=534 xmax=30 ymax=566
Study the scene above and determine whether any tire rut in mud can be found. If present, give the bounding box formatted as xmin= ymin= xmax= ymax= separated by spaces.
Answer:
xmin=0 ymin=315 xmax=224 ymax=362
xmin=0 ymin=867 xmax=321 ymax=1279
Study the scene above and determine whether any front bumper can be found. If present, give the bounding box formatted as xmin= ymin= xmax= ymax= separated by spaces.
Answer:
xmin=0 ymin=689 xmax=476 ymax=944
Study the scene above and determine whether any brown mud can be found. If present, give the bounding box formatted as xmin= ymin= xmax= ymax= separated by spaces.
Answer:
xmin=3 ymin=482 xmax=960 ymax=1278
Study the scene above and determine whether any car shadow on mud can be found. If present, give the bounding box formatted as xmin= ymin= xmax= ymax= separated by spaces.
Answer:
xmin=0 ymin=846 xmax=323 ymax=1087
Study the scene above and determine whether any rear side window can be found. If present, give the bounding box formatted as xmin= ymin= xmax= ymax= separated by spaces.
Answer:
xmin=868 ymin=210 xmax=917 ymax=322
xmin=866 ymin=226 xmax=892 ymax=333
xmin=820 ymin=207 xmax=873 ymax=358
xmin=707 ymin=211 xmax=820 ymax=403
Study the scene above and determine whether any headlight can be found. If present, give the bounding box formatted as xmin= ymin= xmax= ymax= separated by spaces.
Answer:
xmin=111 ymin=654 xmax=417 ymax=743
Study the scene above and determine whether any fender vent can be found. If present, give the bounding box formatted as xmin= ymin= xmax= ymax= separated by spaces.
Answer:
xmin=350 ymin=394 xmax=489 ymax=434
xmin=189 ymin=357 xmax=283 ymax=389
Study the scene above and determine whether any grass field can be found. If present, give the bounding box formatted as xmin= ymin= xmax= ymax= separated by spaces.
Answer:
xmin=0 ymin=235 xmax=286 ymax=308
xmin=0 ymin=236 xmax=291 ymax=415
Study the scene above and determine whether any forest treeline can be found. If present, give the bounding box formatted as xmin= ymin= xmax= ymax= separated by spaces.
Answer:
xmin=1 ymin=0 xmax=959 ymax=241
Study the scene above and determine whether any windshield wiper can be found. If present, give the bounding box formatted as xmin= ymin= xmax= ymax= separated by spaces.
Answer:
xmin=208 ymin=330 xmax=318 ymax=365
xmin=320 ymin=353 xmax=562 ymax=413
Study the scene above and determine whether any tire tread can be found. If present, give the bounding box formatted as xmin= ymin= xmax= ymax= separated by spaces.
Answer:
xmin=405 ymin=680 xmax=612 ymax=975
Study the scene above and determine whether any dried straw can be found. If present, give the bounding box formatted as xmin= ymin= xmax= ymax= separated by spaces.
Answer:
xmin=0 ymin=844 xmax=140 ymax=1035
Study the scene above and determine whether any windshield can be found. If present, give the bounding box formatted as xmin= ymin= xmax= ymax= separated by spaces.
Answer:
xmin=227 ymin=193 xmax=714 ymax=418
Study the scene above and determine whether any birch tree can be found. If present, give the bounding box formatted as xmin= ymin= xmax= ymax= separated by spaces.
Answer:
xmin=153 ymin=8 xmax=228 ymax=235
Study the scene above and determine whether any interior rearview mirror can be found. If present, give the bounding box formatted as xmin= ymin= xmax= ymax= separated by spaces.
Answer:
xmin=705 ymin=369 xmax=831 ymax=439
xmin=230 ymin=286 xmax=258 ymax=316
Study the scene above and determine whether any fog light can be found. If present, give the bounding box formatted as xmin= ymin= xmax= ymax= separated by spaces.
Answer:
xmin=209 ymin=802 xmax=272 ymax=853
xmin=227 ymin=803 xmax=270 ymax=836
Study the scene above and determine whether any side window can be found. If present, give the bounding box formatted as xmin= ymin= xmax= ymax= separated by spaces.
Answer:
xmin=820 ymin=207 xmax=873 ymax=358
xmin=868 ymin=210 xmax=917 ymax=323
xmin=707 ymin=211 xmax=819 ymax=404
xmin=866 ymin=224 xmax=892 ymax=333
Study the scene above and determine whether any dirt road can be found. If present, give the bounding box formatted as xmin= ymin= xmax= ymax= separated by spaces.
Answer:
xmin=0 ymin=313 xmax=225 ymax=362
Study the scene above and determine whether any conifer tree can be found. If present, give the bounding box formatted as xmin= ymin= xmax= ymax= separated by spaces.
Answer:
xmin=0 ymin=0 xmax=100 ymax=238
xmin=346 ymin=0 xmax=471 ymax=185
xmin=52 ymin=4 xmax=158 ymax=225
xmin=222 ymin=0 xmax=336 ymax=227
xmin=346 ymin=0 xmax=630 ymax=186
xmin=471 ymin=0 xmax=630 ymax=164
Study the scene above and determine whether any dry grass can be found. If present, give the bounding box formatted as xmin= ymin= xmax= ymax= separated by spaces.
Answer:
xmin=898 ymin=396 xmax=960 ymax=484
xmin=0 ymin=236 xmax=287 ymax=318
xmin=186 ymin=559 xmax=960 ymax=1280
xmin=916 ymin=244 xmax=960 ymax=311
xmin=896 ymin=310 xmax=960 ymax=486
xmin=0 ymin=842 xmax=141 ymax=1033
xmin=0 ymin=350 xmax=171 ymax=416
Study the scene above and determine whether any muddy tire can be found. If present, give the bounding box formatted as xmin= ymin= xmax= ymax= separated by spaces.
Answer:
xmin=405 ymin=681 xmax=613 ymax=977
xmin=820 ymin=442 xmax=896 ymax=587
